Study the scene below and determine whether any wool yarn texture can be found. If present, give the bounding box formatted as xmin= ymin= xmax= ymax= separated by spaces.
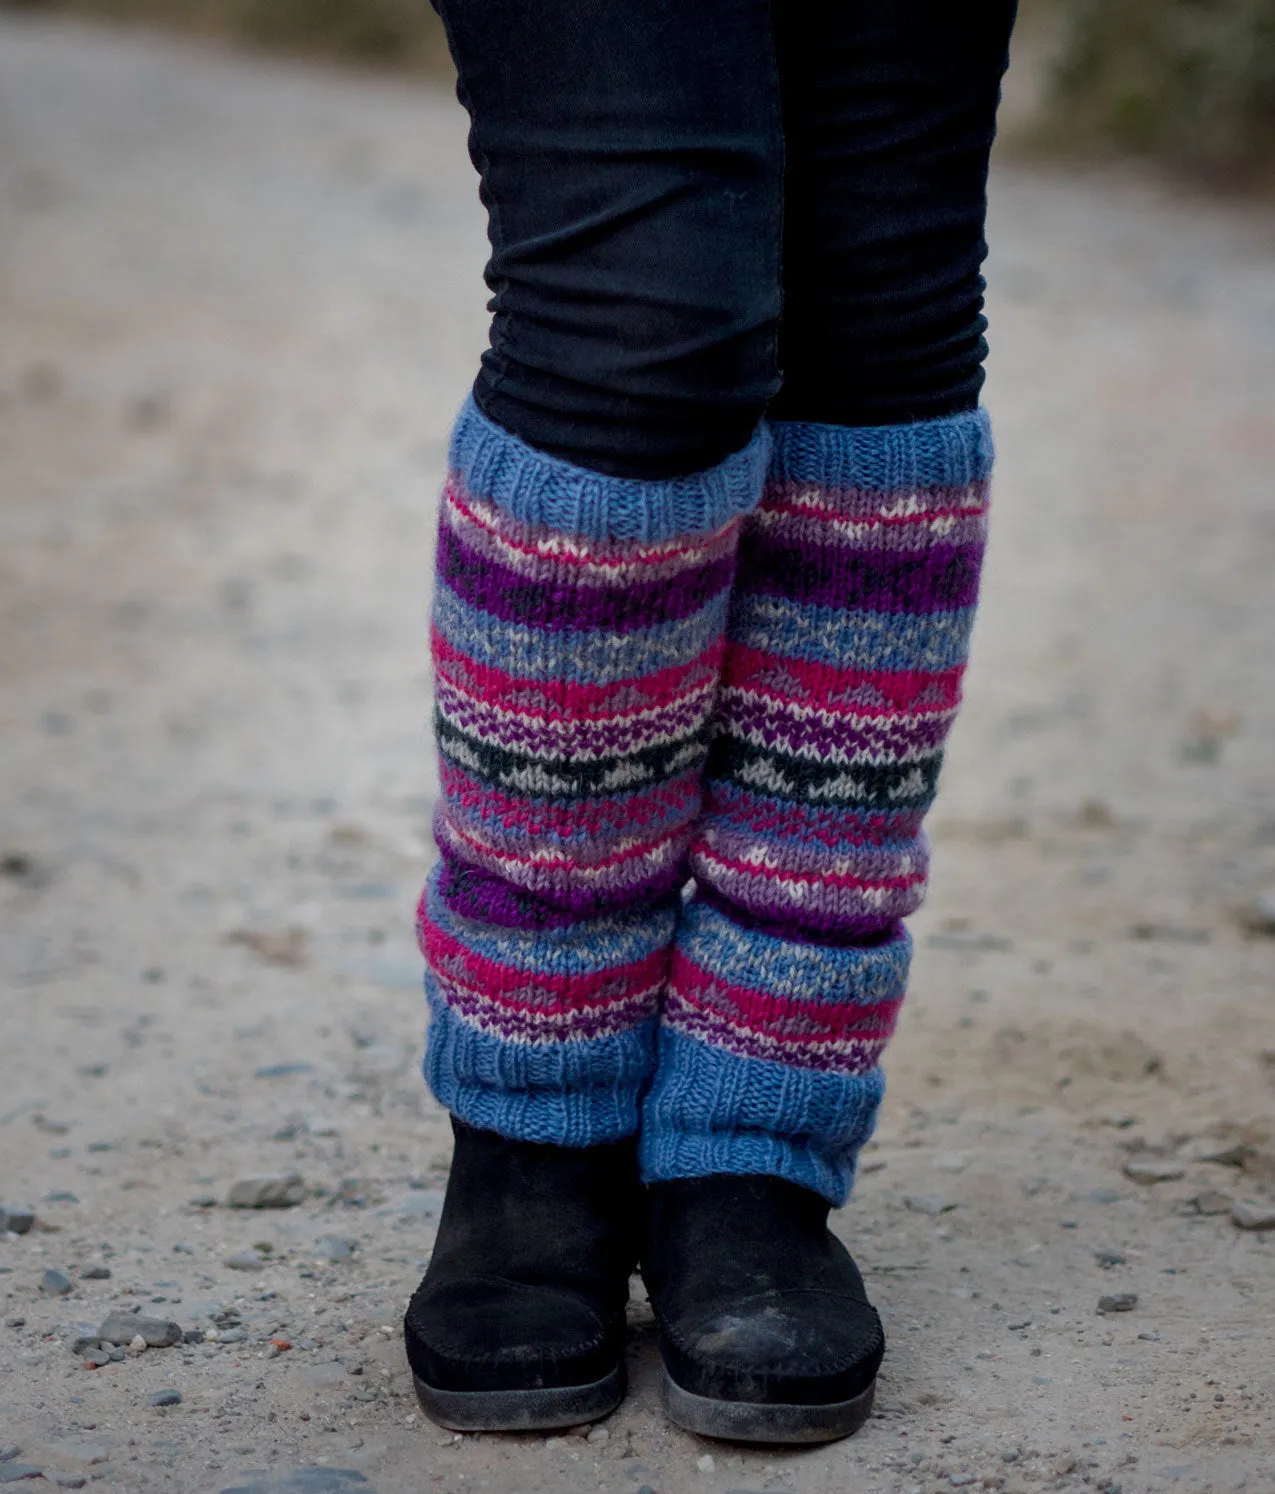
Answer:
xmin=418 ymin=398 xmax=768 ymax=1146
xmin=641 ymin=410 xmax=994 ymax=1203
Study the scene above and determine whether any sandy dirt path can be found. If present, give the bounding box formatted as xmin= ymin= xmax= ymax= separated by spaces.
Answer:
xmin=2 ymin=16 xmax=1275 ymax=1494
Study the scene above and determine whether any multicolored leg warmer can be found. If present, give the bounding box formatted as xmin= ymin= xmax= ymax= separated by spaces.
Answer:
xmin=418 ymin=396 xmax=769 ymax=1147
xmin=641 ymin=412 xmax=994 ymax=1202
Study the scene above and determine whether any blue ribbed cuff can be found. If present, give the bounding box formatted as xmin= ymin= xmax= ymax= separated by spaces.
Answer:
xmin=639 ymin=1026 xmax=885 ymax=1206
xmin=425 ymin=982 xmax=657 ymax=1147
xmin=768 ymin=408 xmax=994 ymax=491
xmin=449 ymin=394 xmax=770 ymax=542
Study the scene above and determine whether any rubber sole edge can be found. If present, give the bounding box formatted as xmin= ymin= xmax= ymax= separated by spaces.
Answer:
xmin=659 ymin=1366 xmax=876 ymax=1444
xmin=413 ymin=1366 xmax=625 ymax=1432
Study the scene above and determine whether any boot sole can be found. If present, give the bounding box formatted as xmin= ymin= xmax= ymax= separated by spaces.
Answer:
xmin=660 ymin=1366 xmax=875 ymax=1445
xmin=413 ymin=1366 xmax=624 ymax=1432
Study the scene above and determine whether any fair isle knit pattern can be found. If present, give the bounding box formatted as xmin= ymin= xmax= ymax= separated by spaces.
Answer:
xmin=420 ymin=398 xmax=768 ymax=1146
xmin=642 ymin=410 xmax=993 ymax=1203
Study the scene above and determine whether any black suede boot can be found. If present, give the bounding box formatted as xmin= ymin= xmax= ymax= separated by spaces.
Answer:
xmin=404 ymin=1118 xmax=641 ymax=1430
xmin=642 ymin=1174 xmax=884 ymax=1444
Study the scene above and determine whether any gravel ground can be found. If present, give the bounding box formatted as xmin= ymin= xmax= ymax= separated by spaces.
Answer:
xmin=2 ymin=16 xmax=1275 ymax=1494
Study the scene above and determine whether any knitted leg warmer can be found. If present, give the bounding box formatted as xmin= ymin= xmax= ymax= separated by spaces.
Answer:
xmin=419 ymin=396 xmax=769 ymax=1148
xmin=641 ymin=411 xmax=994 ymax=1202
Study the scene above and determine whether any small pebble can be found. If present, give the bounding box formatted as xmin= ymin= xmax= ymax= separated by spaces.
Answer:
xmin=147 ymin=1389 xmax=182 ymax=1407
xmin=227 ymin=1174 xmax=306 ymax=1209
xmin=696 ymin=1453 xmax=715 ymax=1472
xmin=53 ymin=1477 xmax=87 ymax=1490
xmin=1123 ymin=1158 xmax=1185 ymax=1184
xmin=903 ymin=1194 xmax=957 ymax=1216
xmin=951 ymin=1477 xmax=976 ymax=1488
xmin=40 ymin=1269 xmax=74 ymax=1297
xmin=1236 ymin=889 xmax=1275 ymax=936
xmin=1231 ymin=1198 xmax=1275 ymax=1231
xmin=226 ymin=1249 xmax=266 ymax=1272
xmin=312 ymin=1236 xmax=355 ymax=1264
xmin=98 ymin=1313 xmax=182 ymax=1348
xmin=0 ymin=1451 xmax=18 ymax=1464
xmin=0 ymin=1467 xmax=44 ymax=1484
xmin=0 ymin=1207 xmax=35 ymax=1236
xmin=1191 ymin=1190 xmax=1233 ymax=1216
xmin=586 ymin=1426 xmax=609 ymax=1445
xmin=1093 ymin=1249 xmax=1126 ymax=1268
xmin=79 ymin=1266 xmax=111 ymax=1281
xmin=126 ymin=1334 xmax=148 ymax=1357
xmin=1097 ymin=1292 xmax=1138 ymax=1314
xmin=5 ymin=1317 xmax=25 ymax=1329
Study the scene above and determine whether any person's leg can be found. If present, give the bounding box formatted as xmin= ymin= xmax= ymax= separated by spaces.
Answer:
xmin=407 ymin=0 xmax=783 ymax=1431
xmin=640 ymin=0 xmax=1017 ymax=1442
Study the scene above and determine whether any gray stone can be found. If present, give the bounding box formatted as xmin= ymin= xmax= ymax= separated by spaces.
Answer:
xmin=5 ymin=1317 xmax=25 ymax=1329
xmin=1232 ymin=1198 xmax=1275 ymax=1230
xmin=1191 ymin=1189 xmax=1233 ymax=1216
xmin=1093 ymin=1249 xmax=1126 ymax=1267
xmin=40 ymin=1268 xmax=74 ymax=1296
xmin=79 ymin=1265 xmax=111 ymax=1280
xmin=903 ymin=1194 xmax=957 ymax=1216
xmin=312 ymin=1236 xmax=355 ymax=1263
xmin=147 ymin=1389 xmax=182 ymax=1406
xmin=1236 ymin=889 xmax=1275 ymax=936
xmin=1122 ymin=1157 xmax=1185 ymax=1183
xmin=52 ymin=1477 xmax=87 ymax=1490
xmin=98 ymin=1312 xmax=182 ymax=1347
xmin=0 ymin=1206 xmax=35 ymax=1236
xmin=0 ymin=1468 xmax=43 ymax=1484
xmin=226 ymin=1250 xmax=265 ymax=1271
xmin=300 ymin=1360 xmax=349 ymax=1387
xmin=214 ymin=1327 xmax=247 ymax=1344
xmin=1097 ymin=1292 xmax=1139 ymax=1313
xmin=253 ymin=1062 xmax=317 ymax=1079
xmin=227 ymin=1174 xmax=306 ymax=1209
xmin=219 ymin=1470 xmax=371 ymax=1493
xmin=0 ymin=1452 xmax=18 ymax=1465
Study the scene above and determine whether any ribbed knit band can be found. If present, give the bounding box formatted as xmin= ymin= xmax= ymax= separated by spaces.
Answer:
xmin=421 ymin=408 xmax=766 ymax=1147
xmin=641 ymin=901 xmax=900 ymax=1201
xmin=641 ymin=410 xmax=992 ymax=1202
xmin=768 ymin=408 xmax=993 ymax=492
xmin=422 ymin=869 xmax=670 ymax=1144
xmin=450 ymin=394 xmax=772 ymax=542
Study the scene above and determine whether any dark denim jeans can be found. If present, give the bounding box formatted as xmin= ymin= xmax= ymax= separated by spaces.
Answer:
xmin=434 ymin=0 xmax=1018 ymax=478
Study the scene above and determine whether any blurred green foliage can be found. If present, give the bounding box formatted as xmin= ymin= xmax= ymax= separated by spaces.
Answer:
xmin=1040 ymin=0 xmax=1275 ymax=176
xmin=0 ymin=0 xmax=450 ymax=69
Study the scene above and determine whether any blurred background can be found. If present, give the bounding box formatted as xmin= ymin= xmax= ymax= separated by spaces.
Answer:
xmin=1 ymin=4 xmax=1273 ymax=1493
xmin=2 ymin=0 xmax=1274 ymax=177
